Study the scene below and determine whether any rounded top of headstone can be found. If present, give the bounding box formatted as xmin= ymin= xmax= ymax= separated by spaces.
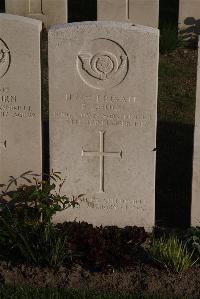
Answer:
xmin=49 ymin=21 xmax=159 ymax=36
xmin=0 ymin=13 xmax=42 ymax=29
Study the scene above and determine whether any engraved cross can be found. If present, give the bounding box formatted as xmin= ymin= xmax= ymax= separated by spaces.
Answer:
xmin=27 ymin=0 xmax=43 ymax=14
xmin=0 ymin=140 xmax=6 ymax=149
xmin=126 ymin=0 xmax=130 ymax=21
xmin=82 ymin=131 xmax=122 ymax=193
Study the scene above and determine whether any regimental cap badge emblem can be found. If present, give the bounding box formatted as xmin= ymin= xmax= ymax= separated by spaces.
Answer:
xmin=0 ymin=39 xmax=11 ymax=79
xmin=77 ymin=38 xmax=129 ymax=90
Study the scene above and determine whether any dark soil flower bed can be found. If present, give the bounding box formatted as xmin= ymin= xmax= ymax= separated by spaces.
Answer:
xmin=57 ymin=222 xmax=148 ymax=271
xmin=0 ymin=222 xmax=200 ymax=298
xmin=0 ymin=259 xmax=200 ymax=297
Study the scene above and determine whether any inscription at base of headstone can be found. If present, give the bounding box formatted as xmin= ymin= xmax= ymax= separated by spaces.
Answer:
xmin=0 ymin=14 xmax=42 ymax=186
xmin=5 ymin=0 xmax=68 ymax=27
xmin=97 ymin=0 xmax=159 ymax=28
xmin=49 ymin=22 xmax=159 ymax=230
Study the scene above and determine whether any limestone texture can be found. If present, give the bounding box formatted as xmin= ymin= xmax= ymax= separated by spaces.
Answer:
xmin=97 ymin=0 xmax=159 ymax=28
xmin=5 ymin=0 xmax=68 ymax=27
xmin=0 ymin=14 xmax=42 ymax=186
xmin=49 ymin=21 xmax=159 ymax=230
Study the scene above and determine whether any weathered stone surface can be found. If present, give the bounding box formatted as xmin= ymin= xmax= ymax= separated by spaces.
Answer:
xmin=5 ymin=0 xmax=68 ymax=27
xmin=192 ymin=37 xmax=200 ymax=226
xmin=49 ymin=22 xmax=159 ymax=230
xmin=97 ymin=0 xmax=159 ymax=28
xmin=0 ymin=14 xmax=42 ymax=185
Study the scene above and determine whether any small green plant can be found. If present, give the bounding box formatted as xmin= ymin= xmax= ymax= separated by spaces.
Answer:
xmin=0 ymin=170 xmax=82 ymax=267
xmin=185 ymin=227 xmax=200 ymax=261
xmin=0 ymin=170 xmax=80 ymax=225
xmin=0 ymin=221 xmax=67 ymax=267
xmin=160 ymin=24 xmax=181 ymax=54
xmin=148 ymin=236 xmax=196 ymax=273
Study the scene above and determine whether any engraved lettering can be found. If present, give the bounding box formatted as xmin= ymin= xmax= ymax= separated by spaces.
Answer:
xmin=65 ymin=93 xmax=135 ymax=104
xmin=81 ymin=196 xmax=143 ymax=210
xmin=0 ymin=95 xmax=16 ymax=103
xmin=0 ymin=87 xmax=9 ymax=93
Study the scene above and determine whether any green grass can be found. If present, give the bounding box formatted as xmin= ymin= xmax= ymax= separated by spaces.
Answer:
xmin=0 ymin=287 xmax=194 ymax=299
xmin=158 ymin=54 xmax=197 ymax=124
xmin=148 ymin=236 xmax=196 ymax=273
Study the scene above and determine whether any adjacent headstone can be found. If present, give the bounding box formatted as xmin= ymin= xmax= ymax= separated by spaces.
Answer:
xmin=179 ymin=0 xmax=200 ymax=39
xmin=5 ymin=0 xmax=68 ymax=27
xmin=97 ymin=0 xmax=159 ymax=28
xmin=0 ymin=14 xmax=42 ymax=185
xmin=49 ymin=22 xmax=159 ymax=230
xmin=192 ymin=37 xmax=200 ymax=226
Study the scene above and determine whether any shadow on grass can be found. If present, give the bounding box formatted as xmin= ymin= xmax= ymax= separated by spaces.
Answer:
xmin=156 ymin=121 xmax=194 ymax=228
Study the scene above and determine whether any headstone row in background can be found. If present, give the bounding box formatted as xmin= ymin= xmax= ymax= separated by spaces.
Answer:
xmin=5 ymin=0 xmax=159 ymax=27
xmin=97 ymin=0 xmax=159 ymax=28
xmin=5 ymin=0 xmax=200 ymax=41
xmin=5 ymin=0 xmax=68 ymax=27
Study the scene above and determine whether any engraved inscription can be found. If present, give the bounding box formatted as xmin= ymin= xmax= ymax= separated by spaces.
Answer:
xmin=0 ymin=88 xmax=36 ymax=119
xmin=53 ymin=93 xmax=152 ymax=128
xmin=81 ymin=196 xmax=143 ymax=211
xmin=0 ymin=39 xmax=10 ymax=79
xmin=82 ymin=131 xmax=122 ymax=193
xmin=77 ymin=39 xmax=129 ymax=90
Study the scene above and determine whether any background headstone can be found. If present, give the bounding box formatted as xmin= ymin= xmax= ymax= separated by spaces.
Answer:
xmin=192 ymin=37 xmax=200 ymax=226
xmin=49 ymin=22 xmax=159 ymax=230
xmin=0 ymin=14 xmax=42 ymax=185
xmin=97 ymin=0 xmax=159 ymax=28
xmin=5 ymin=0 xmax=68 ymax=27
xmin=179 ymin=0 xmax=200 ymax=40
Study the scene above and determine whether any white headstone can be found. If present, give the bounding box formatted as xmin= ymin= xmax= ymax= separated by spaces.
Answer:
xmin=5 ymin=0 xmax=68 ymax=27
xmin=49 ymin=22 xmax=159 ymax=230
xmin=97 ymin=0 xmax=159 ymax=28
xmin=0 ymin=14 xmax=42 ymax=185
xmin=192 ymin=37 xmax=200 ymax=226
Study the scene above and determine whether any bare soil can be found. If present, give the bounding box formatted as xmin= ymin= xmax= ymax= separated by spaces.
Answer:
xmin=0 ymin=262 xmax=200 ymax=298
